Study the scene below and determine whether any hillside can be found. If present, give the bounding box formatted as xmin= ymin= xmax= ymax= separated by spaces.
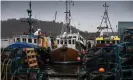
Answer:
xmin=1 ymin=18 xmax=99 ymax=39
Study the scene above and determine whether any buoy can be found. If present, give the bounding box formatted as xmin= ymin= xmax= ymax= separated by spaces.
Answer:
xmin=77 ymin=57 xmax=80 ymax=61
xmin=99 ymin=68 xmax=105 ymax=73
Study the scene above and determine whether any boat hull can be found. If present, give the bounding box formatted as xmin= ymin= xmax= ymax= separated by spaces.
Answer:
xmin=50 ymin=47 xmax=81 ymax=64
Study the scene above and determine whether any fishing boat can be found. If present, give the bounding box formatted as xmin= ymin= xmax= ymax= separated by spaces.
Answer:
xmin=93 ymin=2 xmax=120 ymax=48
xmin=50 ymin=0 xmax=86 ymax=64
xmin=1 ymin=2 xmax=55 ymax=79
xmin=7 ymin=1 xmax=53 ymax=49
xmin=94 ymin=35 xmax=120 ymax=48
xmin=6 ymin=1 xmax=53 ymax=63
xmin=82 ymin=2 xmax=121 ymax=71
xmin=85 ymin=2 xmax=120 ymax=60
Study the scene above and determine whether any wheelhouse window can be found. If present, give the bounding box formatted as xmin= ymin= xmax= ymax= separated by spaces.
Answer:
xmin=17 ymin=38 xmax=20 ymax=42
xmin=97 ymin=41 xmax=100 ymax=44
xmin=69 ymin=36 xmax=72 ymax=38
xmin=28 ymin=38 xmax=32 ymax=43
xmin=34 ymin=39 xmax=37 ymax=43
xmin=69 ymin=40 xmax=71 ymax=44
xmin=106 ymin=41 xmax=110 ymax=44
xmin=60 ymin=40 xmax=63 ymax=44
xmin=112 ymin=41 xmax=115 ymax=44
xmin=22 ymin=38 xmax=26 ymax=42
xmin=73 ymin=36 xmax=76 ymax=38
xmin=101 ymin=41 xmax=105 ymax=44
xmin=72 ymin=39 xmax=75 ymax=44
xmin=65 ymin=39 xmax=67 ymax=44
xmin=57 ymin=40 xmax=59 ymax=44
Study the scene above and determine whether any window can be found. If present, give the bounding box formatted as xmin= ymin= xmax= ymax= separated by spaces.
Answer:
xmin=112 ymin=41 xmax=115 ymax=44
xmin=28 ymin=38 xmax=32 ymax=43
xmin=23 ymin=38 xmax=26 ymax=42
xmin=97 ymin=41 xmax=100 ymax=44
xmin=106 ymin=41 xmax=110 ymax=44
xmin=101 ymin=41 xmax=105 ymax=44
xmin=61 ymin=40 xmax=63 ymax=44
xmin=69 ymin=40 xmax=71 ymax=44
xmin=17 ymin=38 xmax=20 ymax=42
xmin=34 ymin=39 xmax=37 ymax=43
xmin=57 ymin=40 xmax=59 ymax=44
xmin=65 ymin=40 xmax=67 ymax=44
xmin=97 ymin=41 xmax=102 ymax=44
xmin=69 ymin=36 xmax=72 ymax=38
xmin=73 ymin=36 xmax=76 ymax=38
xmin=72 ymin=40 xmax=75 ymax=44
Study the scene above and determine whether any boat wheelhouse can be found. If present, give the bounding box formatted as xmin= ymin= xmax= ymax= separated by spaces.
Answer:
xmin=9 ymin=1 xmax=53 ymax=50
xmin=13 ymin=33 xmax=51 ymax=48
xmin=56 ymin=32 xmax=85 ymax=50
xmin=93 ymin=2 xmax=120 ymax=48
xmin=95 ymin=36 xmax=120 ymax=45
xmin=5 ymin=1 xmax=53 ymax=64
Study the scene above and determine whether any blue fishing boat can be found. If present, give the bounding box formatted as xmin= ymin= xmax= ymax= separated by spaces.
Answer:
xmin=6 ymin=1 xmax=53 ymax=49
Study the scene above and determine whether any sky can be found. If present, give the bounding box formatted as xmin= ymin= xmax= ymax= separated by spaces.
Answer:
xmin=1 ymin=1 xmax=133 ymax=32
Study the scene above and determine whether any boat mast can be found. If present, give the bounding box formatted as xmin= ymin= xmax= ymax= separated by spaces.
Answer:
xmin=52 ymin=11 xmax=57 ymax=36
xmin=63 ymin=0 xmax=74 ymax=34
xmin=27 ymin=1 xmax=34 ymax=35
xmin=65 ymin=0 xmax=69 ymax=34
xmin=97 ymin=2 xmax=114 ymax=36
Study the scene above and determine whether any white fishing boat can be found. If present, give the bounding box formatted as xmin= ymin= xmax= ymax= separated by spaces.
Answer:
xmin=50 ymin=0 xmax=86 ymax=64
